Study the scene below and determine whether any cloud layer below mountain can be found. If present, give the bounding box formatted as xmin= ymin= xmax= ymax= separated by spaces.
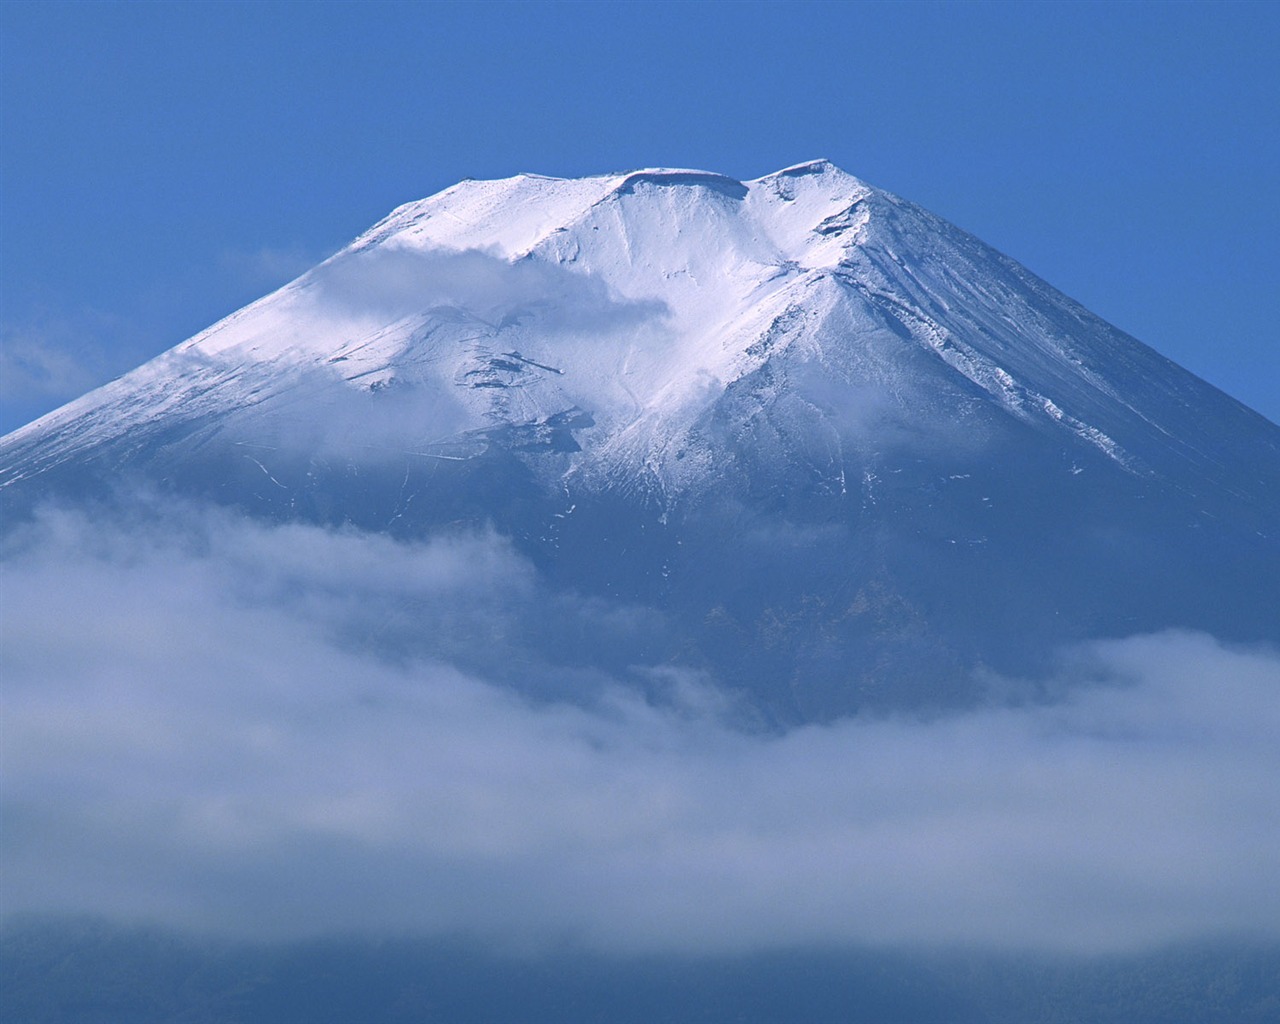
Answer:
xmin=3 ymin=503 xmax=1277 ymax=955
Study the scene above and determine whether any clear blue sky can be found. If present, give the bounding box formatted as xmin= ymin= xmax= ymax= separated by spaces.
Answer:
xmin=2 ymin=0 xmax=1276 ymax=433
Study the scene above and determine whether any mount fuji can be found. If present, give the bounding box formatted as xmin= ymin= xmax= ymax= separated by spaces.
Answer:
xmin=3 ymin=160 xmax=1277 ymax=720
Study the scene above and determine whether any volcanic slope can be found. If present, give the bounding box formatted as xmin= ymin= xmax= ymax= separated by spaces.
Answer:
xmin=3 ymin=161 xmax=1277 ymax=719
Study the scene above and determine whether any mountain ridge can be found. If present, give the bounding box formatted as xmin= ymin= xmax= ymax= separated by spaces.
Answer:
xmin=3 ymin=162 xmax=1276 ymax=719
xmin=5 ymin=161 xmax=1273 ymax=512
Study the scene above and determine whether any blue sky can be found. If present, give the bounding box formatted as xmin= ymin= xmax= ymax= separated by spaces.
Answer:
xmin=2 ymin=0 xmax=1277 ymax=432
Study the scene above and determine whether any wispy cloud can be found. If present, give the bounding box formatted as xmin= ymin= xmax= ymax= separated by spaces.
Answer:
xmin=312 ymin=245 xmax=668 ymax=331
xmin=0 ymin=312 xmax=139 ymax=433
xmin=2 ymin=502 xmax=1277 ymax=955
xmin=219 ymin=244 xmax=333 ymax=292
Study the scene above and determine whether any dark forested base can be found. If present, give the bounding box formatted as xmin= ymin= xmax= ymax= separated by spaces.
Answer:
xmin=4 ymin=919 xmax=1278 ymax=1024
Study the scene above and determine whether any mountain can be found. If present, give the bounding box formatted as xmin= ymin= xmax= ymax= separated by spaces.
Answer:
xmin=3 ymin=160 xmax=1277 ymax=720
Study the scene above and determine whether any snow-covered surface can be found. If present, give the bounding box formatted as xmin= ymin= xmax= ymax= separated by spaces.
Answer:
xmin=4 ymin=161 xmax=1279 ymax=719
xmin=2 ymin=160 xmax=1276 ymax=511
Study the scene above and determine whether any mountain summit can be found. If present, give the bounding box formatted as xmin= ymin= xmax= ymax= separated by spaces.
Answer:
xmin=4 ymin=162 xmax=1277 ymax=719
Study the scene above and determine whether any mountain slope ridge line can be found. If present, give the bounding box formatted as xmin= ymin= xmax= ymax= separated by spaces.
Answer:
xmin=3 ymin=162 xmax=1277 ymax=717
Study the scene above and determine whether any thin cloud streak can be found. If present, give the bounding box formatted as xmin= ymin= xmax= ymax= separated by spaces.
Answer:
xmin=2 ymin=505 xmax=1278 ymax=955
xmin=0 ymin=312 xmax=146 ymax=434
xmin=311 ymin=245 xmax=668 ymax=331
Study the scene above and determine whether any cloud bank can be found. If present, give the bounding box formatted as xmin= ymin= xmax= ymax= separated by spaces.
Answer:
xmin=2 ymin=504 xmax=1278 ymax=956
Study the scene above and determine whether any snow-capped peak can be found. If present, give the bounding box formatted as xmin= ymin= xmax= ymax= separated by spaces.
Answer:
xmin=3 ymin=163 xmax=1275 ymax=525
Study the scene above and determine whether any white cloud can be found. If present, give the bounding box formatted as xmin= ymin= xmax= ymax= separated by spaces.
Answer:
xmin=0 ymin=313 xmax=135 ymax=432
xmin=312 ymin=244 xmax=667 ymax=331
xmin=0 ymin=308 xmax=194 ymax=436
xmin=2 ymin=505 xmax=1278 ymax=955
xmin=219 ymin=245 xmax=332 ymax=291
